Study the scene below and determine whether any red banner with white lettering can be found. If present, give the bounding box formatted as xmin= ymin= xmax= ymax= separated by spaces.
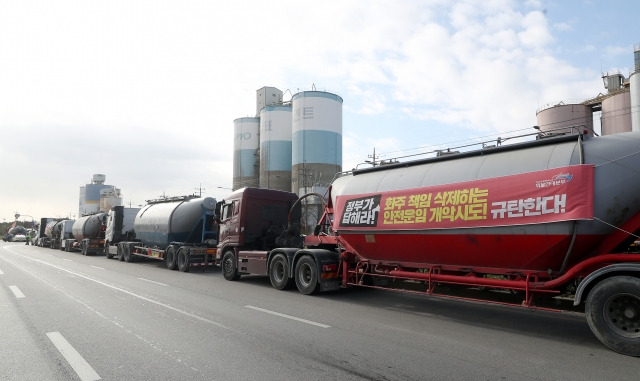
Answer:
xmin=335 ymin=164 xmax=594 ymax=230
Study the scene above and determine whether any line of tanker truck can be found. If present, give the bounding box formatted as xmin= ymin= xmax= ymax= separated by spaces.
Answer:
xmin=28 ymin=128 xmax=640 ymax=356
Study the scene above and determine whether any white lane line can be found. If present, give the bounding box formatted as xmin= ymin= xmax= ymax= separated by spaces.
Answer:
xmin=2 ymin=248 xmax=233 ymax=332
xmin=9 ymin=285 xmax=25 ymax=298
xmin=61 ymin=259 xmax=73 ymax=262
xmin=47 ymin=332 xmax=101 ymax=381
xmin=246 ymin=305 xmax=330 ymax=328
xmin=89 ymin=265 xmax=104 ymax=270
xmin=137 ymin=277 xmax=169 ymax=286
xmin=0 ymin=268 xmax=4 ymax=275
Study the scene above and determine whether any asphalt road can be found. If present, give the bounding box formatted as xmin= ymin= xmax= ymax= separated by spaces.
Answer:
xmin=1 ymin=241 xmax=639 ymax=381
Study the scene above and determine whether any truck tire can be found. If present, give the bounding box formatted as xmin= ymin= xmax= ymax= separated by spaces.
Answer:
xmin=123 ymin=245 xmax=134 ymax=263
xmin=269 ymin=253 xmax=293 ymax=290
xmin=295 ymin=256 xmax=320 ymax=295
xmin=222 ymin=251 xmax=240 ymax=281
xmin=177 ymin=248 xmax=190 ymax=272
xmin=585 ymin=275 xmax=640 ymax=356
xmin=116 ymin=244 xmax=124 ymax=261
xmin=166 ymin=245 xmax=178 ymax=270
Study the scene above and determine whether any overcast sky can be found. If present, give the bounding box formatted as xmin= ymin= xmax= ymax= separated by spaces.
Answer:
xmin=1 ymin=0 xmax=638 ymax=222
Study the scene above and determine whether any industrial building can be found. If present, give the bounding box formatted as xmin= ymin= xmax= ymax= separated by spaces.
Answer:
xmin=79 ymin=174 xmax=122 ymax=216
xmin=536 ymin=44 xmax=640 ymax=136
xmin=233 ymin=86 xmax=343 ymax=197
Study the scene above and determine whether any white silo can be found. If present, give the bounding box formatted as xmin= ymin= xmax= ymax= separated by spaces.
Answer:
xmin=233 ymin=117 xmax=260 ymax=190
xmin=291 ymin=90 xmax=343 ymax=197
xmin=259 ymin=105 xmax=292 ymax=191
xmin=631 ymin=72 xmax=640 ymax=132
xmin=536 ymin=103 xmax=594 ymax=136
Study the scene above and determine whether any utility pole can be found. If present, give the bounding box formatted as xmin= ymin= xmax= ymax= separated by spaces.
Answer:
xmin=194 ymin=183 xmax=206 ymax=197
xmin=367 ymin=148 xmax=379 ymax=167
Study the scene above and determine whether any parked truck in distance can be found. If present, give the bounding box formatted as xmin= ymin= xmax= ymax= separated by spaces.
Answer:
xmin=36 ymin=217 xmax=56 ymax=247
xmin=112 ymin=196 xmax=218 ymax=271
xmin=44 ymin=219 xmax=69 ymax=249
xmin=104 ymin=206 xmax=139 ymax=260
xmin=71 ymin=213 xmax=107 ymax=255
xmin=59 ymin=219 xmax=77 ymax=251
xmin=219 ymin=130 xmax=640 ymax=357
xmin=47 ymin=219 xmax=75 ymax=250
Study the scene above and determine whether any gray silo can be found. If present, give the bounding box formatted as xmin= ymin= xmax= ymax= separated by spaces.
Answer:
xmin=259 ymin=105 xmax=293 ymax=191
xmin=601 ymin=90 xmax=631 ymax=135
xmin=233 ymin=117 xmax=260 ymax=190
xmin=536 ymin=103 xmax=593 ymax=136
xmin=291 ymin=90 xmax=343 ymax=197
xmin=629 ymin=44 xmax=640 ymax=132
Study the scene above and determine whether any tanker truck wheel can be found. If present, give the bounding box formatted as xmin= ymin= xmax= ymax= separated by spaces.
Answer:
xmin=117 ymin=245 xmax=124 ymax=261
xmin=222 ymin=251 xmax=240 ymax=281
xmin=177 ymin=248 xmax=190 ymax=272
xmin=585 ymin=276 xmax=640 ymax=356
xmin=123 ymin=244 xmax=134 ymax=263
xmin=269 ymin=253 xmax=293 ymax=290
xmin=295 ymin=256 xmax=320 ymax=295
xmin=166 ymin=246 xmax=178 ymax=270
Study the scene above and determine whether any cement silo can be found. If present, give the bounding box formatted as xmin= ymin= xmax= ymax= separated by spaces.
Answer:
xmin=259 ymin=105 xmax=292 ymax=191
xmin=291 ymin=91 xmax=343 ymax=196
xmin=631 ymin=72 xmax=640 ymax=132
xmin=100 ymin=187 xmax=123 ymax=212
xmin=79 ymin=174 xmax=121 ymax=216
xmin=536 ymin=103 xmax=593 ymax=136
xmin=233 ymin=117 xmax=260 ymax=190
xmin=601 ymin=90 xmax=632 ymax=135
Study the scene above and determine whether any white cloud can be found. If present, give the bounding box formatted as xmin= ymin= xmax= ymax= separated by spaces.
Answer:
xmin=0 ymin=0 xmax=630 ymax=220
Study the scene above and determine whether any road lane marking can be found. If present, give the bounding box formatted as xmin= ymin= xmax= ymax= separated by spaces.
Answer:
xmin=9 ymin=285 xmax=25 ymax=298
xmin=47 ymin=332 xmax=101 ymax=381
xmin=0 ymin=268 xmax=4 ymax=274
xmin=89 ymin=265 xmax=105 ymax=270
xmin=61 ymin=259 xmax=73 ymax=262
xmin=137 ymin=277 xmax=169 ymax=286
xmin=2 ymin=248 xmax=233 ymax=332
xmin=246 ymin=305 xmax=330 ymax=328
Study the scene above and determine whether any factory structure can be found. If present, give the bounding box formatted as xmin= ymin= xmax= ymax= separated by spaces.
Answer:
xmin=79 ymin=174 xmax=122 ymax=217
xmin=234 ymin=45 xmax=639 ymax=198
xmin=536 ymin=44 xmax=640 ymax=136
xmin=233 ymin=87 xmax=343 ymax=198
